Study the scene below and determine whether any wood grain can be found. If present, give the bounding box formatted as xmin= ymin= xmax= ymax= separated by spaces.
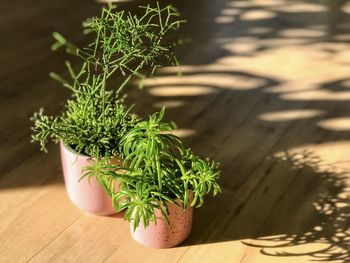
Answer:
xmin=1 ymin=0 xmax=350 ymax=262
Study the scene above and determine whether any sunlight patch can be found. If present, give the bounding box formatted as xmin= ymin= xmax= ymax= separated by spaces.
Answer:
xmin=259 ymin=109 xmax=324 ymax=122
xmin=282 ymin=91 xmax=350 ymax=101
xmin=275 ymin=142 xmax=350 ymax=169
xmin=318 ymin=117 xmax=350 ymax=131
xmin=241 ymin=10 xmax=276 ymax=21
xmin=342 ymin=2 xmax=350 ymax=14
xmin=147 ymin=86 xmax=215 ymax=97
xmin=172 ymin=129 xmax=196 ymax=138
xmin=223 ymin=42 xmax=257 ymax=54
xmin=280 ymin=29 xmax=325 ymax=38
xmin=272 ymin=3 xmax=327 ymax=12
xmin=251 ymin=0 xmax=284 ymax=6
xmin=145 ymin=73 xmax=267 ymax=91
xmin=215 ymin=16 xmax=236 ymax=24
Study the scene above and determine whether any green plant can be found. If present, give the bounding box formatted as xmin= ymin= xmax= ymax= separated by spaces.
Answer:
xmin=52 ymin=3 xmax=183 ymax=90
xmin=31 ymin=3 xmax=184 ymax=158
xmin=31 ymin=65 xmax=139 ymax=157
xmin=85 ymin=109 xmax=221 ymax=230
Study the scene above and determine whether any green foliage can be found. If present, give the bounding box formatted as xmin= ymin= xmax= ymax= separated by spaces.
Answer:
xmin=52 ymin=3 xmax=183 ymax=90
xmin=177 ymin=148 xmax=221 ymax=208
xmin=120 ymin=108 xmax=183 ymax=191
xmin=84 ymin=110 xmax=221 ymax=230
xmin=31 ymin=2 xmax=221 ymax=230
xmin=31 ymin=3 xmax=183 ymax=157
xmin=31 ymin=62 xmax=140 ymax=157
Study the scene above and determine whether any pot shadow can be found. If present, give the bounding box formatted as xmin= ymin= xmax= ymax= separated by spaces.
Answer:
xmin=110 ymin=210 xmax=125 ymax=219
xmin=2 ymin=1 xmax=350 ymax=261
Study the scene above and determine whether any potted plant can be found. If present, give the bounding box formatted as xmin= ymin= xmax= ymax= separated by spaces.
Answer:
xmin=86 ymin=109 xmax=221 ymax=247
xmin=30 ymin=3 xmax=183 ymax=215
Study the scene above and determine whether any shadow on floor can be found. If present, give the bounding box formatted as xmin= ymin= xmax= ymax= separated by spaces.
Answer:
xmin=124 ymin=0 xmax=350 ymax=261
xmin=2 ymin=0 xmax=350 ymax=261
xmin=182 ymin=151 xmax=350 ymax=262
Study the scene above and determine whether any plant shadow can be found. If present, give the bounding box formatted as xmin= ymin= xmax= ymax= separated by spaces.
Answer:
xmin=121 ymin=0 xmax=350 ymax=261
xmin=2 ymin=0 xmax=350 ymax=261
xmin=182 ymin=151 xmax=350 ymax=262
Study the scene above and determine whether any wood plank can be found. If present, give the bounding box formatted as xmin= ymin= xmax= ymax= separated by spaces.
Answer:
xmin=2 ymin=0 xmax=350 ymax=262
xmin=0 ymin=149 xmax=82 ymax=262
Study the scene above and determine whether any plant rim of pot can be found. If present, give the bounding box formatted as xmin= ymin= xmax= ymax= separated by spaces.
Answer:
xmin=61 ymin=141 xmax=90 ymax=157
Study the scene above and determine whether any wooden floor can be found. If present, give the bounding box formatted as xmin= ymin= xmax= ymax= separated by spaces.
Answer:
xmin=1 ymin=0 xmax=350 ymax=262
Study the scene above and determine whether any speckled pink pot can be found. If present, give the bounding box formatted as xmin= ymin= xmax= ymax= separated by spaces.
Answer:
xmin=60 ymin=141 xmax=119 ymax=216
xmin=130 ymin=199 xmax=193 ymax=248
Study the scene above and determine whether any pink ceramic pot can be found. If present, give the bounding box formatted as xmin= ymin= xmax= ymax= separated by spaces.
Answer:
xmin=60 ymin=141 xmax=120 ymax=215
xmin=130 ymin=198 xmax=193 ymax=248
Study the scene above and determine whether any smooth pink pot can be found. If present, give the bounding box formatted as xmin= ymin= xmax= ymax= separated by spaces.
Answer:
xmin=130 ymin=199 xmax=193 ymax=248
xmin=60 ymin=141 xmax=118 ymax=215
